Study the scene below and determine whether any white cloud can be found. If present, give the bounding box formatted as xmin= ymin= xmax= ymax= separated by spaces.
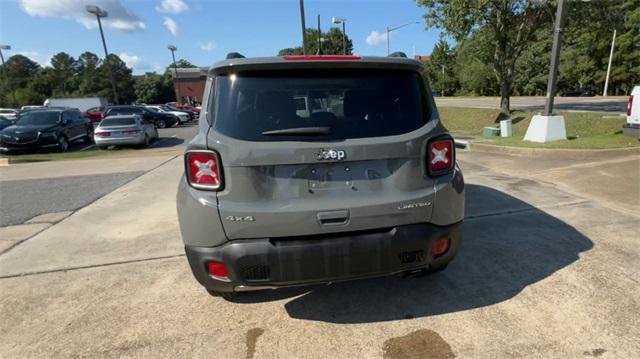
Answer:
xmin=16 ymin=51 xmax=52 ymax=67
xmin=163 ymin=17 xmax=178 ymax=36
xmin=156 ymin=0 xmax=188 ymax=14
xmin=366 ymin=30 xmax=389 ymax=46
xmin=199 ymin=41 xmax=216 ymax=52
xmin=119 ymin=52 xmax=141 ymax=68
xmin=18 ymin=0 xmax=145 ymax=32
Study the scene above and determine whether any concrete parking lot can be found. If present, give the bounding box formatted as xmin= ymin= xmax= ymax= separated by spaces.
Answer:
xmin=0 ymin=144 xmax=638 ymax=358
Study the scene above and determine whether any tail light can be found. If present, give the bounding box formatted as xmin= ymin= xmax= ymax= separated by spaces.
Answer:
xmin=433 ymin=238 xmax=450 ymax=257
xmin=185 ymin=150 xmax=223 ymax=190
xmin=628 ymin=96 xmax=634 ymax=116
xmin=427 ymin=137 xmax=455 ymax=176
xmin=94 ymin=131 xmax=111 ymax=137
xmin=206 ymin=261 xmax=230 ymax=281
xmin=123 ymin=130 xmax=142 ymax=135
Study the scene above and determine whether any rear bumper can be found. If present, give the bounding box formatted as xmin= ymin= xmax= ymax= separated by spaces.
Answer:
xmin=95 ymin=135 xmax=145 ymax=146
xmin=184 ymin=221 xmax=462 ymax=293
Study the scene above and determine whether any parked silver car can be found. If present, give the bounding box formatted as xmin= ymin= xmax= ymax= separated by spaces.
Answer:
xmin=94 ymin=115 xmax=158 ymax=149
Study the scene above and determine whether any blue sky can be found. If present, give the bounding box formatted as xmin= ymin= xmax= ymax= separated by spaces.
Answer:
xmin=0 ymin=0 xmax=442 ymax=74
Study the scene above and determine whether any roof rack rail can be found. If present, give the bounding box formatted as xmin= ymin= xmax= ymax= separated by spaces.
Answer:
xmin=226 ymin=52 xmax=246 ymax=59
xmin=388 ymin=52 xmax=408 ymax=58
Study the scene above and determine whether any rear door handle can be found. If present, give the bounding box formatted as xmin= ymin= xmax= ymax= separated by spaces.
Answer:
xmin=317 ymin=210 xmax=349 ymax=226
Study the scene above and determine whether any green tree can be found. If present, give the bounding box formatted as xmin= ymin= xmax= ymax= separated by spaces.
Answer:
xmin=425 ymin=40 xmax=459 ymax=96
xmin=135 ymin=72 xmax=175 ymax=104
xmin=417 ymin=0 xmax=552 ymax=114
xmin=50 ymin=52 xmax=79 ymax=96
xmin=455 ymin=30 xmax=499 ymax=96
xmin=0 ymin=54 xmax=41 ymax=107
xmin=278 ymin=27 xmax=353 ymax=56
xmin=98 ymin=54 xmax=136 ymax=104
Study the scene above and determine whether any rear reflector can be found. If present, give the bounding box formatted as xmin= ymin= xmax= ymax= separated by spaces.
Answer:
xmin=185 ymin=150 xmax=223 ymax=190
xmin=428 ymin=137 xmax=454 ymax=176
xmin=433 ymin=238 xmax=450 ymax=257
xmin=207 ymin=261 xmax=230 ymax=281
xmin=628 ymin=95 xmax=634 ymax=116
xmin=283 ymin=55 xmax=362 ymax=61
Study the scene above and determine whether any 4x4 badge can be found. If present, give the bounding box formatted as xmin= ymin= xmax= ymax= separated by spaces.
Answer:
xmin=316 ymin=148 xmax=346 ymax=161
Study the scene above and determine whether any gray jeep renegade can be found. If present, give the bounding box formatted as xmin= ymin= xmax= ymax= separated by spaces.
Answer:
xmin=176 ymin=53 xmax=464 ymax=297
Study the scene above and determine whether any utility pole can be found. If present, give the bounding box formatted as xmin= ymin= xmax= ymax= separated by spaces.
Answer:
xmin=603 ymin=29 xmax=616 ymax=96
xmin=299 ymin=0 xmax=307 ymax=55
xmin=542 ymin=0 xmax=568 ymax=116
xmin=386 ymin=21 xmax=419 ymax=56
xmin=386 ymin=27 xmax=390 ymax=56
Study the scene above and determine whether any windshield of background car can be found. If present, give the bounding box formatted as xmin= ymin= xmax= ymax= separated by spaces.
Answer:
xmin=16 ymin=111 xmax=60 ymax=126
xmin=100 ymin=117 xmax=137 ymax=126
xmin=211 ymin=69 xmax=429 ymax=141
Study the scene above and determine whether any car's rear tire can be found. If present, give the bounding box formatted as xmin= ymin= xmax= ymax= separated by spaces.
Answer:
xmin=206 ymin=289 xmax=236 ymax=299
xmin=142 ymin=135 xmax=150 ymax=148
xmin=57 ymin=136 xmax=68 ymax=152
xmin=156 ymin=119 xmax=167 ymax=129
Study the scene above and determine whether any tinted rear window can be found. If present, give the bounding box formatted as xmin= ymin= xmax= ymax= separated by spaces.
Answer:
xmin=101 ymin=118 xmax=136 ymax=126
xmin=212 ymin=69 xmax=429 ymax=141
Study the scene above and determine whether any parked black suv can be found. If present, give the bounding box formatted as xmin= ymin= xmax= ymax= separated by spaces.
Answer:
xmin=0 ymin=108 xmax=93 ymax=153
xmin=104 ymin=105 xmax=178 ymax=128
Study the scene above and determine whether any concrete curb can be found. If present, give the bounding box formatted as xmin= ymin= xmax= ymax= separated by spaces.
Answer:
xmin=0 ymin=158 xmax=8 ymax=166
xmin=470 ymin=142 xmax=640 ymax=160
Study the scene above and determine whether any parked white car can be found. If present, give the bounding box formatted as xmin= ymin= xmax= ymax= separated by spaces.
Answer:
xmin=145 ymin=106 xmax=190 ymax=125
xmin=0 ymin=108 xmax=18 ymax=121
xmin=623 ymin=85 xmax=640 ymax=138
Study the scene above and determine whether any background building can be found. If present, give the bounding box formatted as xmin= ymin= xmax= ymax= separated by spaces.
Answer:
xmin=171 ymin=67 xmax=208 ymax=105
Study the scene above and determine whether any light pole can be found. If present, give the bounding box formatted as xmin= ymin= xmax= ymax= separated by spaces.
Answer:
xmin=542 ymin=0 xmax=568 ymax=116
xmin=603 ymin=29 xmax=616 ymax=96
xmin=386 ymin=21 xmax=419 ymax=56
xmin=0 ymin=44 xmax=10 ymax=65
xmin=167 ymin=45 xmax=182 ymax=104
xmin=0 ymin=44 xmax=17 ymax=106
xmin=86 ymin=5 xmax=119 ymax=104
xmin=299 ymin=0 xmax=307 ymax=55
xmin=332 ymin=17 xmax=347 ymax=55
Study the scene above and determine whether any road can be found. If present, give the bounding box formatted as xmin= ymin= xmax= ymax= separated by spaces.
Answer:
xmin=0 ymin=145 xmax=638 ymax=358
xmin=0 ymin=123 xmax=198 ymax=226
xmin=435 ymin=96 xmax=629 ymax=112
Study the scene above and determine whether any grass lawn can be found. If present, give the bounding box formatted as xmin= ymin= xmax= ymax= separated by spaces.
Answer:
xmin=438 ymin=107 xmax=639 ymax=149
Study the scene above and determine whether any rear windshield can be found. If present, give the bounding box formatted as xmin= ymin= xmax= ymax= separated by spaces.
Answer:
xmin=212 ymin=69 xmax=429 ymax=141
xmin=101 ymin=117 xmax=136 ymax=126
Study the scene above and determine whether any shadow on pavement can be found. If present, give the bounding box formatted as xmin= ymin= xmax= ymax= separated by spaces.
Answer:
xmin=231 ymin=184 xmax=593 ymax=323
xmin=150 ymin=137 xmax=185 ymax=149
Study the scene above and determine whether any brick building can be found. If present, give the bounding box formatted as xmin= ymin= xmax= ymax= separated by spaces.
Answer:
xmin=171 ymin=67 xmax=208 ymax=105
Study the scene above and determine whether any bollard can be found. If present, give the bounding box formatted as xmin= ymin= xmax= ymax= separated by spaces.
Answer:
xmin=500 ymin=119 xmax=512 ymax=137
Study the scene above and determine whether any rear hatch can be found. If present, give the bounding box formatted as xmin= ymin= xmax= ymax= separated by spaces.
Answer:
xmin=208 ymin=66 xmax=440 ymax=239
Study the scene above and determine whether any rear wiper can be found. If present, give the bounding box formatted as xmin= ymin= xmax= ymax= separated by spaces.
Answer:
xmin=261 ymin=127 xmax=331 ymax=136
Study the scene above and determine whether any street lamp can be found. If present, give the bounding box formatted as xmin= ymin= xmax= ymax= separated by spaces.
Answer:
xmin=167 ymin=45 xmax=183 ymax=104
xmin=0 ymin=44 xmax=17 ymax=106
xmin=332 ymin=17 xmax=347 ymax=55
xmin=386 ymin=21 xmax=419 ymax=56
xmin=0 ymin=44 xmax=10 ymax=65
xmin=86 ymin=4 xmax=119 ymax=104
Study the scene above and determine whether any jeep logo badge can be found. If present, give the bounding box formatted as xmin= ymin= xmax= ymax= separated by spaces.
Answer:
xmin=316 ymin=148 xmax=346 ymax=161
